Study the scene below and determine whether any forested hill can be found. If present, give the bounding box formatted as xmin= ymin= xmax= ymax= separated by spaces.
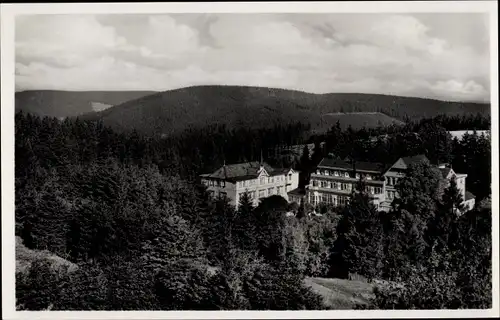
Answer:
xmin=79 ymin=85 xmax=490 ymax=135
xmin=15 ymin=90 xmax=156 ymax=119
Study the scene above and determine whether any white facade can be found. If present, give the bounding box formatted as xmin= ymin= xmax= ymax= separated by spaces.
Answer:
xmin=200 ymin=163 xmax=299 ymax=208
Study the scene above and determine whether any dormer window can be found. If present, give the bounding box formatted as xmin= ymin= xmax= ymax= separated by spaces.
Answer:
xmin=334 ymin=171 xmax=339 ymax=177
xmin=366 ymin=175 xmax=372 ymax=180
xmin=344 ymin=172 xmax=349 ymax=178
xmin=355 ymin=173 xmax=360 ymax=179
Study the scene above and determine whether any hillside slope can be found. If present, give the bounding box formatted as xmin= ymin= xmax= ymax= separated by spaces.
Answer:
xmin=81 ymin=85 xmax=490 ymax=135
xmin=304 ymin=277 xmax=375 ymax=309
xmin=15 ymin=90 xmax=156 ymax=118
xmin=16 ymin=236 xmax=78 ymax=274
xmin=321 ymin=112 xmax=405 ymax=130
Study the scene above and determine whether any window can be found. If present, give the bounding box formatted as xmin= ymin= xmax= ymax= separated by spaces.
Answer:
xmin=321 ymin=181 xmax=328 ymax=188
xmin=334 ymin=171 xmax=339 ymax=177
xmin=268 ymin=187 xmax=274 ymax=195
xmin=222 ymin=181 xmax=226 ymax=188
xmin=355 ymin=173 xmax=360 ymax=179
xmin=259 ymin=190 xmax=265 ymax=198
xmin=260 ymin=177 xmax=265 ymax=184
xmin=370 ymin=186 xmax=375 ymax=194
xmin=344 ymin=172 xmax=349 ymax=178
xmin=277 ymin=186 xmax=282 ymax=194
xmin=312 ymin=180 xmax=318 ymax=187
xmin=325 ymin=170 xmax=330 ymax=176
xmin=288 ymin=173 xmax=292 ymax=180
xmin=321 ymin=194 xmax=328 ymax=203
xmin=366 ymin=175 xmax=372 ymax=180
xmin=333 ymin=182 xmax=338 ymax=189
xmin=327 ymin=194 xmax=333 ymax=203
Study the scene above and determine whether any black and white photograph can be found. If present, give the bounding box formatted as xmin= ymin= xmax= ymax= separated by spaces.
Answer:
xmin=1 ymin=1 xmax=498 ymax=318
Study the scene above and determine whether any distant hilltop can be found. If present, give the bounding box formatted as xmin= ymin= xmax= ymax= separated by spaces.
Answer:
xmin=16 ymin=85 xmax=490 ymax=135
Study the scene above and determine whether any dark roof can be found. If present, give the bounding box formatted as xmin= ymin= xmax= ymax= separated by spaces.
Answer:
xmin=318 ymin=158 xmax=385 ymax=173
xmin=401 ymin=154 xmax=429 ymax=166
xmin=465 ymin=191 xmax=476 ymax=201
xmin=317 ymin=158 xmax=350 ymax=170
xmin=201 ymin=161 xmax=292 ymax=182
xmin=352 ymin=161 xmax=387 ymax=173
xmin=287 ymin=188 xmax=306 ymax=196
xmin=439 ymin=167 xmax=452 ymax=178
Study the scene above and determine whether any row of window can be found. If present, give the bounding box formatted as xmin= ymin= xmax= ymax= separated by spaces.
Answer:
xmin=236 ymin=174 xmax=293 ymax=188
xmin=315 ymin=169 xmax=376 ymax=180
xmin=386 ymin=176 xmax=400 ymax=186
xmin=311 ymin=179 xmax=383 ymax=195
xmin=204 ymin=179 xmax=225 ymax=188
xmin=312 ymin=179 xmax=352 ymax=191
xmin=236 ymin=186 xmax=285 ymax=202
xmin=309 ymin=193 xmax=350 ymax=206
xmin=386 ymin=190 xmax=398 ymax=200
xmin=208 ymin=190 xmax=227 ymax=198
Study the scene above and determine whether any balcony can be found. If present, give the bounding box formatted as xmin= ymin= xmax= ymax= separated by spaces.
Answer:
xmin=310 ymin=173 xmax=384 ymax=185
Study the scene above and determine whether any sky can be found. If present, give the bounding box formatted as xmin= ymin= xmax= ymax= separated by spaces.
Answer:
xmin=15 ymin=13 xmax=491 ymax=102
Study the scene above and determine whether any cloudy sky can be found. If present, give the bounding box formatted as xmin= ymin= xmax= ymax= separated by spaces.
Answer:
xmin=15 ymin=13 xmax=490 ymax=102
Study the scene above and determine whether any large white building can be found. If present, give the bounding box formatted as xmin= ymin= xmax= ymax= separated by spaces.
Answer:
xmin=303 ymin=154 xmax=475 ymax=213
xmin=200 ymin=161 xmax=299 ymax=208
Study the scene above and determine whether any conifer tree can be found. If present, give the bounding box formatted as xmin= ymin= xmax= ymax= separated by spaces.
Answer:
xmin=332 ymin=178 xmax=385 ymax=281
xmin=234 ymin=192 xmax=257 ymax=252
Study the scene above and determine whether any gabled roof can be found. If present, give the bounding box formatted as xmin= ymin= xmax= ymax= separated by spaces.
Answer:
xmin=317 ymin=158 xmax=350 ymax=170
xmin=201 ymin=161 xmax=292 ymax=182
xmin=401 ymin=154 xmax=429 ymax=166
xmin=387 ymin=154 xmax=430 ymax=172
xmin=439 ymin=167 xmax=453 ymax=179
xmin=318 ymin=158 xmax=385 ymax=173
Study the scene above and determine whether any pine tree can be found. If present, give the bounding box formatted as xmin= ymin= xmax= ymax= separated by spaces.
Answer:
xmin=234 ymin=192 xmax=257 ymax=251
xmin=426 ymin=176 xmax=465 ymax=253
xmin=299 ymin=146 xmax=311 ymax=188
xmin=311 ymin=140 xmax=324 ymax=167
xmin=332 ymin=182 xmax=385 ymax=281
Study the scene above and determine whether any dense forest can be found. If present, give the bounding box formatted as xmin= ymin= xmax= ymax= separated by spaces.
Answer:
xmin=15 ymin=110 xmax=491 ymax=310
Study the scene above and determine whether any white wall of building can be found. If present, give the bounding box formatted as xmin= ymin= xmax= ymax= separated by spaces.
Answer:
xmin=201 ymin=169 xmax=299 ymax=208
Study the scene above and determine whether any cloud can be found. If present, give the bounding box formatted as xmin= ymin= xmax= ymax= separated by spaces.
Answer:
xmin=15 ymin=13 xmax=490 ymax=102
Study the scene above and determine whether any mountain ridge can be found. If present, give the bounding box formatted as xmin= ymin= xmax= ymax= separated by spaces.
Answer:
xmin=15 ymin=85 xmax=490 ymax=135
xmin=80 ymin=85 xmax=490 ymax=135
